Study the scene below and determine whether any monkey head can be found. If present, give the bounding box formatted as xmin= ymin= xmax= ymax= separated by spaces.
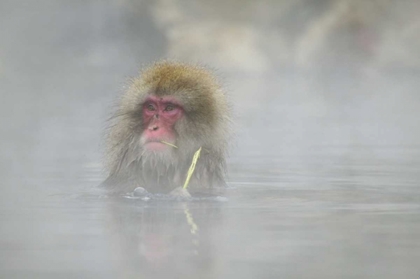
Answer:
xmin=104 ymin=61 xmax=230 ymax=194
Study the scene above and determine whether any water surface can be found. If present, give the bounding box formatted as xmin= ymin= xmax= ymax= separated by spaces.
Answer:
xmin=2 ymin=142 xmax=420 ymax=279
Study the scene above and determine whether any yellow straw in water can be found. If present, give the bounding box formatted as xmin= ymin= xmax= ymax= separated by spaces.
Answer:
xmin=158 ymin=140 xmax=202 ymax=190
xmin=183 ymin=147 xmax=202 ymax=189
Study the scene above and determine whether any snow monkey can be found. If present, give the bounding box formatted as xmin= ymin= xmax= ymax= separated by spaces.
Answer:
xmin=102 ymin=61 xmax=230 ymax=197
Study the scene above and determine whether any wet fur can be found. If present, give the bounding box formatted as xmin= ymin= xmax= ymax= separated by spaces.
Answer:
xmin=101 ymin=61 xmax=230 ymax=195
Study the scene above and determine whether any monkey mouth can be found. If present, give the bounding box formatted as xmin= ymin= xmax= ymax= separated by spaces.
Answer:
xmin=144 ymin=139 xmax=176 ymax=151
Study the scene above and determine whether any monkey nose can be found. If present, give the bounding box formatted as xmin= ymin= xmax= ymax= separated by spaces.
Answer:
xmin=149 ymin=125 xmax=159 ymax=131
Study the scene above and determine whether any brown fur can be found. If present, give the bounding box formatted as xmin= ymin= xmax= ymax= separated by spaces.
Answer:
xmin=102 ymin=61 xmax=230 ymax=195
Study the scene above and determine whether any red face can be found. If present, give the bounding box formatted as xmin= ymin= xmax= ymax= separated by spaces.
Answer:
xmin=141 ymin=96 xmax=184 ymax=151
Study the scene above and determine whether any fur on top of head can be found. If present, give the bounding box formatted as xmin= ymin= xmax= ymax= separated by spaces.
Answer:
xmin=121 ymin=61 xmax=227 ymax=128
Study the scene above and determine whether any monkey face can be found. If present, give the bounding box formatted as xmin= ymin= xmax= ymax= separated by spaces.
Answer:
xmin=140 ymin=96 xmax=184 ymax=152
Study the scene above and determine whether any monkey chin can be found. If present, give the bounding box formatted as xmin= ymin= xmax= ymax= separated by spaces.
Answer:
xmin=141 ymin=139 xmax=176 ymax=163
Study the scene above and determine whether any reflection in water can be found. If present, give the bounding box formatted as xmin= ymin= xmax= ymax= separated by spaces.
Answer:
xmin=105 ymin=199 xmax=224 ymax=278
xmin=184 ymin=204 xmax=199 ymax=236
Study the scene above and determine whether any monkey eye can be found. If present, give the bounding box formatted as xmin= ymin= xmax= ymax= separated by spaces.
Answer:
xmin=146 ymin=103 xmax=156 ymax=111
xmin=164 ymin=104 xmax=175 ymax=111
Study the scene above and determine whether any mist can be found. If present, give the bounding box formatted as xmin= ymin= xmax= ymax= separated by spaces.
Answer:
xmin=1 ymin=1 xmax=419 ymax=278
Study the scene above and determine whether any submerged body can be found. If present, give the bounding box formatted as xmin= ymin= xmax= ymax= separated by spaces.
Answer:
xmin=102 ymin=62 xmax=230 ymax=196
